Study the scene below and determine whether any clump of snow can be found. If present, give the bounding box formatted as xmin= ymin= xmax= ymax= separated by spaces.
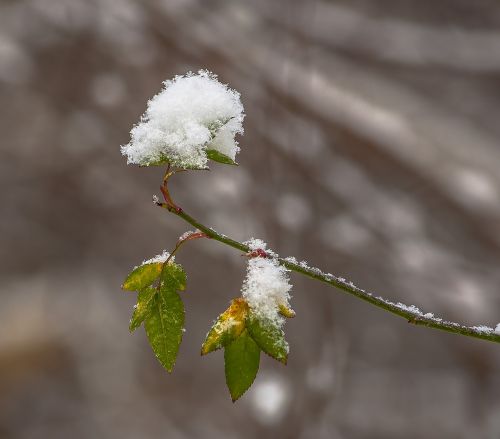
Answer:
xmin=121 ymin=70 xmax=244 ymax=169
xmin=241 ymin=243 xmax=292 ymax=326
xmin=299 ymin=260 xmax=309 ymax=269
xmin=142 ymin=250 xmax=171 ymax=265
xmin=246 ymin=238 xmax=268 ymax=251
xmin=495 ymin=324 xmax=500 ymax=335
xmin=244 ymin=238 xmax=277 ymax=257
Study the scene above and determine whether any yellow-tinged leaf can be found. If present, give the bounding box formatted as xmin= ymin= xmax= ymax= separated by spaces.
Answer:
xmin=278 ymin=303 xmax=296 ymax=318
xmin=122 ymin=262 xmax=163 ymax=291
xmin=201 ymin=298 xmax=249 ymax=355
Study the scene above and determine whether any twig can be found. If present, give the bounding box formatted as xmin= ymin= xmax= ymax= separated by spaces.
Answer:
xmin=155 ymin=201 xmax=500 ymax=344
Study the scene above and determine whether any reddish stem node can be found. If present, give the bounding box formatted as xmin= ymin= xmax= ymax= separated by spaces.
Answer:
xmin=246 ymin=248 xmax=269 ymax=258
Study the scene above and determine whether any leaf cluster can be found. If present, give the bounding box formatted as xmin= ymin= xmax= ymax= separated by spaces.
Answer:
xmin=122 ymin=260 xmax=293 ymax=401
xmin=123 ymin=260 xmax=187 ymax=372
xmin=202 ymin=298 xmax=290 ymax=401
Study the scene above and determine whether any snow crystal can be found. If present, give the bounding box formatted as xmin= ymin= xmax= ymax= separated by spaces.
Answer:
xmin=142 ymin=250 xmax=170 ymax=265
xmin=471 ymin=325 xmax=493 ymax=333
xmin=495 ymin=324 xmax=500 ymax=335
xmin=178 ymin=229 xmax=201 ymax=241
xmin=241 ymin=243 xmax=292 ymax=326
xmin=121 ymin=70 xmax=244 ymax=169
xmin=395 ymin=302 xmax=423 ymax=316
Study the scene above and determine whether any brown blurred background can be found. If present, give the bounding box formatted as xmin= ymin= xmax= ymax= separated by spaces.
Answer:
xmin=2 ymin=0 xmax=500 ymax=438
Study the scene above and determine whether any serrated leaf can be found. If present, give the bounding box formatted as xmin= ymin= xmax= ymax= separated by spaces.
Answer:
xmin=122 ymin=262 xmax=163 ymax=291
xmin=129 ymin=287 xmax=156 ymax=332
xmin=161 ymin=262 xmax=187 ymax=292
xmin=224 ymin=330 xmax=260 ymax=402
xmin=144 ymin=266 xmax=185 ymax=372
xmin=247 ymin=316 xmax=289 ymax=364
xmin=206 ymin=149 xmax=238 ymax=166
xmin=201 ymin=298 xmax=249 ymax=355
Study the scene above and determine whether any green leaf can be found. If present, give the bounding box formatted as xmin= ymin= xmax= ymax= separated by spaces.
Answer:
xmin=206 ymin=149 xmax=238 ymax=166
xmin=122 ymin=262 xmax=163 ymax=291
xmin=143 ymin=153 xmax=209 ymax=170
xmin=144 ymin=265 xmax=186 ymax=372
xmin=224 ymin=330 xmax=260 ymax=401
xmin=129 ymin=287 xmax=157 ymax=332
xmin=201 ymin=298 xmax=248 ymax=355
xmin=247 ymin=316 xmax=289 ymax=364
xmin=161 ymin=262 xmax=187 ymax=292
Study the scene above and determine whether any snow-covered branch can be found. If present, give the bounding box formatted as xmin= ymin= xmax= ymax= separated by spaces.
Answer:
xmin=157 ymin=200 xmax=500 ymax=344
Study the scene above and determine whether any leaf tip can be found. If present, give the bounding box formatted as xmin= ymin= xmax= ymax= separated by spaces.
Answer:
xmin=278 ymin=303 xmax=296 ymax=319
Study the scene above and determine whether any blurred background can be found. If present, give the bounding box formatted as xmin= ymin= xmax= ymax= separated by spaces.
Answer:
xmin=2 ymin=0 xmax=500 ymax=438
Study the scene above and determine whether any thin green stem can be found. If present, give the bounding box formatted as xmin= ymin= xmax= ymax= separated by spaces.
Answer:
xmin=156 ymin=202 xmax=500 ymax=345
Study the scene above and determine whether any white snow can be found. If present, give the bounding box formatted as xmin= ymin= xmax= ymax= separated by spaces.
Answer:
xmin=178 ymin=229 xmax=201 ymax=241
xmin=394 ymin=302 xmax=423 ymax=315
xmin=244 ymin=237 xmax=498 ymax=340
xmin=241 ymin=241 xmax=292 ymax=325
xmin=121 ymin=70 xmax=244 ymax=169
xmin=244 ymin=238 xmax=277 ymax=257
xmin=142 ymin=250 xmax=171 ymax=265
xmin=246 ymin=238 xmax=268 ymax=251
xmin=471 ymin=325 xmax=494 ymax=333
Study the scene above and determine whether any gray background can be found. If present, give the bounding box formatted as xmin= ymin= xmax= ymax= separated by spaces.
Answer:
xmin=1 ymin=1 xmax=500 ymax=438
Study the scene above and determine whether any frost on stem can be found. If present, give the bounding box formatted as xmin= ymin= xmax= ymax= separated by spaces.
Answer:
xmin=242 ymin=239 xmax=293 ymax=328
xmin=121 ymin=70 xmax=244 ymax=169
xmin=178 ymin=229 xmax=201 ymax=241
